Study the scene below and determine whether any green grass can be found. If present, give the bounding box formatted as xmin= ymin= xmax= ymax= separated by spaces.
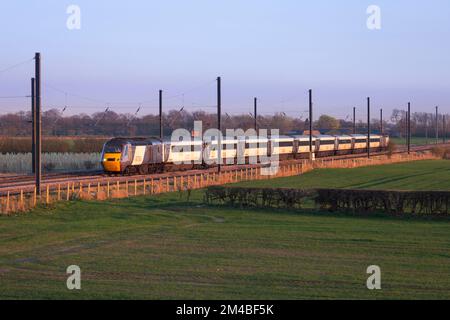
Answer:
xmin=391 ymin=136 xmax=443 ymax=146
xmin=236 ymin=160 xmax=450 ymax=191
xmin=0 ymin=160 xmax=449 ymax=300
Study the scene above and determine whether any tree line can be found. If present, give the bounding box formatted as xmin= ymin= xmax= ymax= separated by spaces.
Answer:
xmin=0 ymin=108 xmax=447 ymax=138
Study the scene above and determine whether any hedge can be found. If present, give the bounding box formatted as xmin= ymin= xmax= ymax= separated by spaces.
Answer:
xmin=204 ymin=186 xmax=314 ymax=209
xmin=204 ymin=186 xmax=450 ymax=215
xmin=315 ymin=188 xmax=450 ymax=215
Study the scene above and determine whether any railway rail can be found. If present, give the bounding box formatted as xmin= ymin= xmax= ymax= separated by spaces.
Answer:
xmin=0 ymin=143 xmax=447 ymax=196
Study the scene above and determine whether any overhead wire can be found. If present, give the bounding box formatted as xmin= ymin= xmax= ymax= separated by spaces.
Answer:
xmin=0 ymin=57 xmax=34 ymax=75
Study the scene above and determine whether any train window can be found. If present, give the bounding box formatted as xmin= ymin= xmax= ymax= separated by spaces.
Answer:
xmin=122 ymin=145 xmax=129 ymax=161
xmin=355 ymin=139 xmax=367 ymax=143
xmin=339 ymin=140 xmax=352 ymax=144
xmin=222 ymin=144 xmax=237 ymax=150
xmin=103 ymin=144 xmax=122 ymax=153
xmin=277 ymin=142 xmax=292 ymax=147
xmin=172 ymin=145 xmax=191 ymax=152
xmin=299 ymin=141 xmax=313 ymax=146
xmin=370 ymin=138 xmax=380 ymax=143
xmin=320 ymin=140 xmax=335 ymax=145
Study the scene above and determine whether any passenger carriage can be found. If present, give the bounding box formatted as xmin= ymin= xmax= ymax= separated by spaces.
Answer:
xmin=101 ymin=133 xmax=391 ymax=174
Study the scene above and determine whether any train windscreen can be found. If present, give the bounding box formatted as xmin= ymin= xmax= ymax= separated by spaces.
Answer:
xmin=103 ymin=143 xmax=123 ymax=153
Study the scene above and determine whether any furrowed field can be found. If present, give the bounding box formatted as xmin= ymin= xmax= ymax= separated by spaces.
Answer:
xmin=0 ymin=160 xmax=449 ymax=299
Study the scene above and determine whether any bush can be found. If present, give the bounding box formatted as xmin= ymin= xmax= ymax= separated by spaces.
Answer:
xmin=204 ymin=186 xmax=450 ymax=216
xmin=386 ymin=141 xmax=396 ymax=158
xmin=431 ymin=146 xmax=450 ymax=159
xmin=315 ymin=189 xmax=450 ymax=215
xmin=204 ymin=186 xmax=314 ymax=209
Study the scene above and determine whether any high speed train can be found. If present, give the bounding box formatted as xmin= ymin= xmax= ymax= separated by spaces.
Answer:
xmin=101 ymin=134 xmax=389 ymax=174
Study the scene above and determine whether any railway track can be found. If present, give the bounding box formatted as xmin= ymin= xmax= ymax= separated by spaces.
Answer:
xmin=0 ymin=143 xmax=447 ymax=196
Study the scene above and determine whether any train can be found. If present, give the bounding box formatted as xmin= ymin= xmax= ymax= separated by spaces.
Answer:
xmin=101 ymin=134 xmax=390 ymax=174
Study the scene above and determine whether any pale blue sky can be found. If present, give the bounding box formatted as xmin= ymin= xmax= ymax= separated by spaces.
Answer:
xmin=0 ymin=0 xmax=449 ymax=119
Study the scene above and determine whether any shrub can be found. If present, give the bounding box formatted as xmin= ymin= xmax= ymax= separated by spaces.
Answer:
xmin=204 ymin=187 xmax=450 ymax=216
xmin=431 ymin=146 xmax=450 ymax=159
xmin=386 ymin=141 xmax=396 ymax=158
xmin=204 ymin=186 xmax=314 ymax=209
xmin=315 ymin=189 xmax=450 ymax=215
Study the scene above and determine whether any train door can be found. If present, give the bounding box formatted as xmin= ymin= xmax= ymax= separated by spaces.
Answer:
xmin=163 ymin=143 xmax=170 ymax=163
xmin=293 ymin=139 xmax=299 ymax=158
xmin=131 ymin=145 xmax=146 ymax=166
xmin=334 ymin=138 xmax=339 ymax=155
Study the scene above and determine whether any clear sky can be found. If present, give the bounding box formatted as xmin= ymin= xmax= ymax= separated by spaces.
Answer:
xmin=0 ymin=0 xmax=449 ymax=119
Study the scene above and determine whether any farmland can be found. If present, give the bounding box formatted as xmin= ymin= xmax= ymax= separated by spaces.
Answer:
xmin=0 ymin=136 xmax=108 ymax=154
xmin=0 ymin=136 xmax=104 ymax=174
xmin=391 ymin=136 xmax=443 ymax=146
xmin=0 ymin=160 xmax=449 ymax=299
xmin=0 ymin=153 xmax=101 ymax=174
xmin=236 ymin=160 xmax=450 ymax=191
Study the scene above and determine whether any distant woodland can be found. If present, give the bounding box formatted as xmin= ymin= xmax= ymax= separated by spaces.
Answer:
xmin=0 ymin=108 xmax=447 ymax=138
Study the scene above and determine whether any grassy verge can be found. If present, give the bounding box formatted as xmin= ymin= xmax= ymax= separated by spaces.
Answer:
xmin=0 ymin=160 xmax=449 ymax=299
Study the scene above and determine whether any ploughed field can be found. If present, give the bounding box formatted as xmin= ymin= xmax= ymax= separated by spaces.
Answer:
xmin=0 ymin=160 xmax=449 ymax=299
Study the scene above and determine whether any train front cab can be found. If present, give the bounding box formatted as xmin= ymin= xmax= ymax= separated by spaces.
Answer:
xmin=101 ymin=140 xmax=127 ymax=173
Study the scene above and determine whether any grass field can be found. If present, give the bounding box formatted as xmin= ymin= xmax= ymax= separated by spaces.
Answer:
xmin=391 ymin=136 xmax=445 ymax=146
xmin=0 ymin=160 xmax=449 ymax=300
xmin=236 ymin=160 xmax=450 ymax=191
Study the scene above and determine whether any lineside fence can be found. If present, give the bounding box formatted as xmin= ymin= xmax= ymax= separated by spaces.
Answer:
xmin=0 ymin=152 xmax=437 ymax=214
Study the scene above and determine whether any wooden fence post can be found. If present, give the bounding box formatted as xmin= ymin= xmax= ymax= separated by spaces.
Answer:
xmin=46 ymin=185 xmax=50 ymax=205
xmin=143 ymin=178 xmax=146 ymax=195
xmin=20 ymin=189 xmax=24 ymax=211
xmin=6 ymin=191 xmax=10 ymax=213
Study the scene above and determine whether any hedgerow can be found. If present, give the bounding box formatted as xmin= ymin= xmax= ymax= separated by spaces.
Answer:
xmin=204 ymin=186 xmax=450 ymax=215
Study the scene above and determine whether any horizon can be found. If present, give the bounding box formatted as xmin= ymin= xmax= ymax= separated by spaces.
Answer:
xmin=1 ymin=1 xmax=449 ymax=120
